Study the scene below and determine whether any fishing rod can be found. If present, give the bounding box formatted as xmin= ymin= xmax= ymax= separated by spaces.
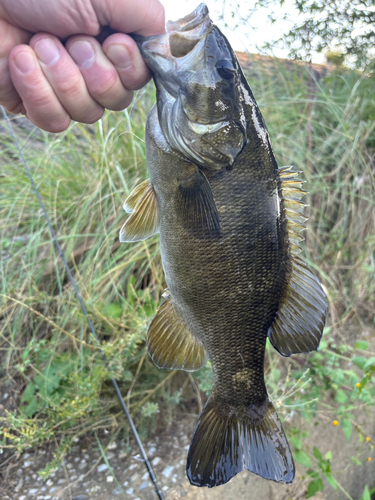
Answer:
xmin=0 ymin=105 xmax=165 ymax=500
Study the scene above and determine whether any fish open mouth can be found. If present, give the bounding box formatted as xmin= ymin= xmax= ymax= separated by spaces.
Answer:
xmin=135 ymin=3 xmax=212 ymax=81
xmin=166 ymin=3 xmax=209 ymax=33
xmin=167 ymin=4 xmax=211 ymax=58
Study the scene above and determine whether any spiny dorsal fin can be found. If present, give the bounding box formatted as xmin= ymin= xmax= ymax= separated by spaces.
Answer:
xmin=279 ymin=165 xmax=308 ymax=256
xmin=119 ymin=180 xmax=159 ymax=242
xmin=147 ymin=292 xmax=207 ymax=372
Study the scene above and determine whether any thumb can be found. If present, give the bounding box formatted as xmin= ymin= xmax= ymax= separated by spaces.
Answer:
xmin=92 ymin=0 xmax=165 ymax=37
xmin=0 ymin=18 xmax=32 ymax=113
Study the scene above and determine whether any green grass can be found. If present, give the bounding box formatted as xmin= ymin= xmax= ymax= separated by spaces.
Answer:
xmin=1 ymin=59 xmax=375 ymax=494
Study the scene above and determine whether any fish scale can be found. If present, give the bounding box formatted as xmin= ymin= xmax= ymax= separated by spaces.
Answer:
xmin=121 ymin=3 xmax=327 ymax=488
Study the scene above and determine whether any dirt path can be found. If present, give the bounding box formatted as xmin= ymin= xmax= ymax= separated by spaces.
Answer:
xmin=1 ymin=400 xmax=374 ymax=500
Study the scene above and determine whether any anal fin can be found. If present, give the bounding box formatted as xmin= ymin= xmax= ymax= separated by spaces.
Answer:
xmin=119 ymin=179 xmax=159 ymax=242
xmin=147 ymin=292 xmax=207 ymax=372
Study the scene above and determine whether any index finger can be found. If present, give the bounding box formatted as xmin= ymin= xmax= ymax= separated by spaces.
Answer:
xmin=92 ymin=0 xmax=165 ymax=37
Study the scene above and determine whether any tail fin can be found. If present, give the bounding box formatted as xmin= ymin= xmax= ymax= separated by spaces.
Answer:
xmin=186 ymin=397 xmax=294 ymax=487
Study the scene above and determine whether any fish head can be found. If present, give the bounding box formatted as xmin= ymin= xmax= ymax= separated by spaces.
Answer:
xmin=136 ymin=4 xmax=248 ymax=170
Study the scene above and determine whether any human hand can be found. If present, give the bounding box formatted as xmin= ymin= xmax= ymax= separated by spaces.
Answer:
xmin=0 ymin=0 xmax=165 ymax=132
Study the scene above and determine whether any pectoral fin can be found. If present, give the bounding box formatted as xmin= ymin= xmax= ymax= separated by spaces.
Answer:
xmin=177 ymin=168 xmax=220 ymax=238
xmin=119 ymin=180 xmax=159 ymax=242
xmin=147 ymin=292 xmax=207 ymax=371
xmin=123 ymin=179 xmax=151 ymax=213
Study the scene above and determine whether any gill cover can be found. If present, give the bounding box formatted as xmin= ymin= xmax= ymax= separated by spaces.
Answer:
xmin=136 ymin=4 xmax=246 ymax=170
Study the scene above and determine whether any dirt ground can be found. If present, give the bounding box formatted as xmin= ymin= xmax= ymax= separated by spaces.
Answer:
xmin=0 ymin=393 xmax=374 ymax=500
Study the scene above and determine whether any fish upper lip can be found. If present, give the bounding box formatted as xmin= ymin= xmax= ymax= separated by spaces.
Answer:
xmin=166 ymin=4 xmax=209 ymax=34
xmin=135 ymin=4 xmax=212 ymax=73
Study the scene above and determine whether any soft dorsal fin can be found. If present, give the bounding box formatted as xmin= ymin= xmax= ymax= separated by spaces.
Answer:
xmin=268 ymin=167 xmax=328 ymax=356
xmin=147 ymin=291 xmax=207 ymax=372
xmin=119 ymin=179 xmax=160 ymax=242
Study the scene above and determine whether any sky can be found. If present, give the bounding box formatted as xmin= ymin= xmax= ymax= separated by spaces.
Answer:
xmin=161 ymin=0 xmax=327 ymax=63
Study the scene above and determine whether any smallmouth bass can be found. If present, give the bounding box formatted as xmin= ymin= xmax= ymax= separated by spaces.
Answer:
xmin=120 ymin=4 xmax=327 ymax=488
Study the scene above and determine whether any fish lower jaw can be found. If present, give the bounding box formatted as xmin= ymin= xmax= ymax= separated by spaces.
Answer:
xmin=188 ymin=119 xmax=227 ymax=135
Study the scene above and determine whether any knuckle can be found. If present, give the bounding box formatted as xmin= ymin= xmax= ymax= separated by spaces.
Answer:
xmin=89 ymin=71 xmax=120 ymax=102
xmin=108 ymin=93 xmax=133 ymax=112
xmin=46 ymin=117 xmax=71 ymax=133
xmin=72 ymin=107 xmax=104 ymax=124
xmin=55 ymin=73 xmax=83 ymax=98
xmin=6 ymin=101 xmax=24 ymax=114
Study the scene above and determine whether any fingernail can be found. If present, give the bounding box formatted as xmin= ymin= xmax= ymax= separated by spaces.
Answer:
xmin=13 ymin=52 xmax=35 ymax=74
xmin=106 ymin=44 xmax=132 ymax=69
xmin=34 ymin=38 xmax=61 ymax=65
xmin=69 ymin=41 xmax=96 ymax=69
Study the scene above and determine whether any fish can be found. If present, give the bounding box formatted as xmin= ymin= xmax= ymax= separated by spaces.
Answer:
xmin=120 ymin=3 xmax=327 ymax=488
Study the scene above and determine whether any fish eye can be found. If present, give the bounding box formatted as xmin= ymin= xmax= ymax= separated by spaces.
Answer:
xmin=215 ymin=59 xmax=236 ymax=80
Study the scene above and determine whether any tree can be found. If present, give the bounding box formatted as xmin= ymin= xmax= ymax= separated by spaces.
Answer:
xmin=256 ymin=0 xmax=375 ymax=68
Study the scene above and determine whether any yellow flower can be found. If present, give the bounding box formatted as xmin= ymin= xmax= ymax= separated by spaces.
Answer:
xmin=333 ymin=420 xmax=339 ymax=426
xmin=368 ymin=457 xmax=372 ymax=462
xmin=356 ymin=382 xmax=361 ymax=388
xmin=366 ymin=437 xmax=371 ymax=442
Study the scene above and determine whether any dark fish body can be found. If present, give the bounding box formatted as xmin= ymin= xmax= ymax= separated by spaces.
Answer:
xmin=121 ymin=4 xmax=327 ymax=488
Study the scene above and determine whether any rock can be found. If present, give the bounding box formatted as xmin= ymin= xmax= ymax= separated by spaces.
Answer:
xmin=151 ymin=457 xmax=161 ymax=466
xmin=29 ymin=489 xmax=38 ymax=495
xmin=106 ymin=475 xmax=114 ymax=482
xmin=23 ymin=461 xmax=32 ymax=468
xmin=148 ymin=447 xmax=157 ymax=456
xmin=72 ymin=495 xmax=88 ymax=500
xmin=97 ymin=463 xmax=108 ymax=472
xmin=78 ymin=459 xmax=87 ymax=470
xmin=126 ymin=487 xmax=134 ymax=494
xmin=140 ymin=481 xmax=150 ymax=490
xmin=14 ymin=477 xmax=23 ymax=492
xmin=108 ymin=441 xmax=118 ymax=450
xmin=162 ymin=465 xmax=174 ymax=478
xmin=111 ymin=486 xmax=123 ymax=496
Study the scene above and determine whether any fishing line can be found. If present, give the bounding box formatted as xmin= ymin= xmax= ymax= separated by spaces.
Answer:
xmin=1 ymin=106 xmax=165 ymax=500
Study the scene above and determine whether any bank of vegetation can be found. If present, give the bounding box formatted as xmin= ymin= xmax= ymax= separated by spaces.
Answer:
xmin=1 ymin=55 xmax=375 ymax=497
